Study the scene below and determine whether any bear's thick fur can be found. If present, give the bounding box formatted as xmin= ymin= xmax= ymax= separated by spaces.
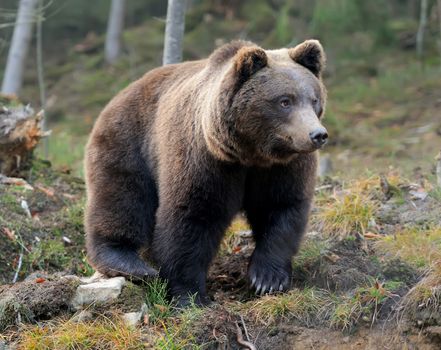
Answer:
xmin=85 ymin=40 xmax=328 ymax=306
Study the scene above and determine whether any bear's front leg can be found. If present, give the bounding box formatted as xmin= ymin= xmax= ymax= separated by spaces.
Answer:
xmin=152 ymin=162 xmax=245 ymax=307
xmin=247 ymin=202 xmax=311 ymax=294
xmin=244 ymin=155 xmax=317 ymax=295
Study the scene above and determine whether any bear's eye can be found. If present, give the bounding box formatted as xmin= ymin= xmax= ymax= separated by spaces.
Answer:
xmin=279 ymin=97 xmax=292 ymax=109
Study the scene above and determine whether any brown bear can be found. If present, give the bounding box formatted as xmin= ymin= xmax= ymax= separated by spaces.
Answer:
xmin=85 ymin=39 xmax=328 ymax=306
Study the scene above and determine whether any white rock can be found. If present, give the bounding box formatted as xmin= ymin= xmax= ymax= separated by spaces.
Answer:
xmin=71 ymin=276 xmax=126 ymax=310
xmin=80 ymin=271 xmax=104 ymax=284
xmin=122 ymin=303 xmax=148 ymax=327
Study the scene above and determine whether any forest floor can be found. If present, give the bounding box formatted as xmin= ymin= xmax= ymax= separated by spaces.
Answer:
xmin=1 ymin=159 xmax=441 ymax=349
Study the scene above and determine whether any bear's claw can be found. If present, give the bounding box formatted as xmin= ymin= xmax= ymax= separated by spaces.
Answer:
xmin=248 ymin=255 xmax=291 ymax=295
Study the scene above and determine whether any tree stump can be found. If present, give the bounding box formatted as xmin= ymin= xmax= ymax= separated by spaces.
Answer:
xmin=0 ymin=96 xmax=49 ymax=176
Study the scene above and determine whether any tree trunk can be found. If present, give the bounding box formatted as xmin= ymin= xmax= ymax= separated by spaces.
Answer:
xmin=0 ymin=100 xmax=49 ymax=176
xmin=1 ymin=0 xmax=39 ymax=96
xmin=105 ymin=0 xmax=126 ymax=64
xmin=438 ymin=0 xmax=441 ymax=63
xmin=416 ymin=0 xmax=428 ymax=59
xmin=163 ymin=0 xmax=187 ymax=65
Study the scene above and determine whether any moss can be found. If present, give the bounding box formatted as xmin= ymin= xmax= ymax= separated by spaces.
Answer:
xmin=0 ymin=293 xmax=35 ymax=332
xmin=110 ymin=282 xmax=146 ymax=313
xmin=0 ymin=276 xmax=80 ymax=332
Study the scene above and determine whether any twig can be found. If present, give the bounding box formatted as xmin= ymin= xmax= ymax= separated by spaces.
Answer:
xmin=12 ymin=251 xmax=23 ymax=283
xmin=235 ymin=321 xmax=256 ymax=350
xmin=315 ymin=184 xmax=333 ymax=192
xmin=240 ymin=315 xmax=251 ymax=342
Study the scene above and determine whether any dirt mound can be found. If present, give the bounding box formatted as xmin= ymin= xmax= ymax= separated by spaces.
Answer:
xmin=0 ymin=275 xmax=80 ymax=332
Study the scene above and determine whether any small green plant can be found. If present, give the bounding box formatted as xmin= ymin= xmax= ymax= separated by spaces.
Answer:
xmin=145 ymin=278 xmax=174 ymax=324
xmin=331 ymin=280 xmax=393 ymax=330
xmin=154 ymin=305 xmax=205 ymax=350
xmin=429 ymin=188 xmax=441 ymax=203
xmin=292 ymin=238 xmax=330 ymax=273
xmin=65 ymin=200 xmax=85 ymax=231
xmin=27 ymin=240 xmax=70 ymax=271
xmin=76 ymin=252 xmax=95 ymax=276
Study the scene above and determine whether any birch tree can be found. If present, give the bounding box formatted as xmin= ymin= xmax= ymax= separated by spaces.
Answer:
xmin=105 ymin=0 xmax=126 ymax=64
xmin=163 ymin=0 xmax=187 ymax=65
xmin=1 ymin=0 xmax=39 ymax=95
xmin=416 ymin=0 xmax=428 ymax=59
xmin=438 ymin=0 xmax=441 ymax=62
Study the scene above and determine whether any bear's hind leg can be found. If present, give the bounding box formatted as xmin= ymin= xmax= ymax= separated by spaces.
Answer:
xmin=85 ymin=164 xmax=159 ymax=280
xmin=86 ymin=235 xmax=158 ymax=279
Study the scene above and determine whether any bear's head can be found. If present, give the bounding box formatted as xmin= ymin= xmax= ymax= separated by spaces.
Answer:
xmin=204 ymin=40 xmax=328 ymax=166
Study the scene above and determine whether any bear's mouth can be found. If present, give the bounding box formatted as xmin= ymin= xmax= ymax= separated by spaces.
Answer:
xmin=270 ymin=135 xmax=298 ymax=157
xmin=275 ymin=133 xmax=293 ymax=143
xmin=272 ymin=134 xmax=319 ymax=156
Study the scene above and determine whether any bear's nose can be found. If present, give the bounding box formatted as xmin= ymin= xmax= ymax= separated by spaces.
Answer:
xmin=309 ymin=128 xmax=328 ymax=147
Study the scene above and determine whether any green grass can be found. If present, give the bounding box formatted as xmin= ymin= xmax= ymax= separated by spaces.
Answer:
xmin=375 ymin=226 xmax=441 ymax=268
xmin=36 ymin=131 xmax=87 ymax=178
xmin=237 ymin=287 xmax=333 ymax=327
xmin=26 ymin=240 xmax=70 ymax=271
xmin=292 ymin=238 xmax=330 ymax=272
xmin=330 ymin=279 xmax=396 ymax=331
xmin=154 ymin=306 xmax=205 ymax=350
xmin=429 ymin=188 xmax=441 ymax=203
xmin=314 ymin=180 xmax=378 ymax=238
xmin=18 ymin=315 xmax=147 ymax=350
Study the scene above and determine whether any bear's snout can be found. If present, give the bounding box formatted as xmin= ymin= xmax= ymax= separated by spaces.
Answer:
xmin=309 ymin=127 xmax=328 ymax=148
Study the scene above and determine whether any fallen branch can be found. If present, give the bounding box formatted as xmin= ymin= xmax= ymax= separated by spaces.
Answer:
xmin=0 ymin=173 xmax=34 ymax=190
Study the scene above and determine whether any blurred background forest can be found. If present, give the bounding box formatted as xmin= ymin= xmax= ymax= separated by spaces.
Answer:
xmin=1 ymin=0 xmax=440 ymax=178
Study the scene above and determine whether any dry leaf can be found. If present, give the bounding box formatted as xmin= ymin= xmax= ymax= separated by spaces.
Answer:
xmin=2 ymin=227 xmax=16 ymax=241
xmin=232 ymin=246 xmax=241 ymax=253
xmin=364 ymin=232 xmax=383 ymax=239
xmin=36 ymin=184 xmax=55 ymax=197
xmin=154 ymin=304 xmax=168 ymax=313
xmin=324 ymin=253 xmax=340 ymax=263
xmin=35 ymin=277 xmax=46 ymax=283
xmin=62 ymin=193 xmax=77 ymax=200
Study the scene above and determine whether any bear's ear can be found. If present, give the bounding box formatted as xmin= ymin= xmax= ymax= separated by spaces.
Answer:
xmin=289 ymin=40 xmax=325 ymax=77
xmin=233 ymin=46 xmax=268 ymax=85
